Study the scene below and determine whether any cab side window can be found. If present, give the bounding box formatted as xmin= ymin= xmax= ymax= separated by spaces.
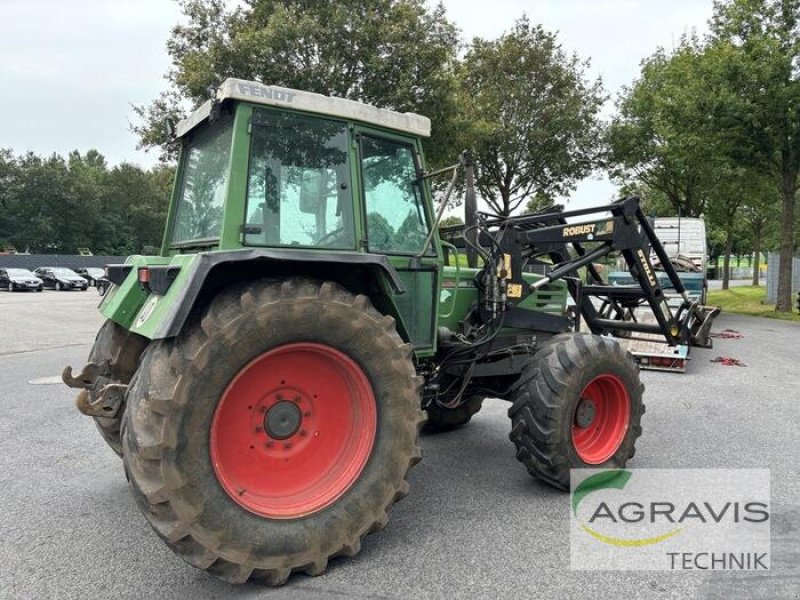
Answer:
xmin=360 ymin=136 xmax=429 ymax=254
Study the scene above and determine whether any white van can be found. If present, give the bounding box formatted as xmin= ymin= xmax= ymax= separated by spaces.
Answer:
xmin=651 ymin=217 xmax=707 ymax=271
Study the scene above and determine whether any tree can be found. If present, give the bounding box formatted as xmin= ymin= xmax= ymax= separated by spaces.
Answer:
xmin=739 ymin=178 xmax=779 ymax=285
xmin=606 ymin=38 xmax=726 ymax=218
xmin=0 ymin=150 xmax=19 ymax=249
xmin=0 ymin=149 xmax=172 ymax=255
xmin=522 ymin=192 xmax=557 ymax=215
xmin=709 ymin=0 xmax=800 ymax=310
xmin=459 ymin=17 xmax=604 ymax=217
xmin=133 ymin=0 xmax=461 ymax=167
xmin=439 ymin=215 xmax=463 ymax=229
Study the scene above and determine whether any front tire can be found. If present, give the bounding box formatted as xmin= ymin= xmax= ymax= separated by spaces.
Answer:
xmin=55 ymin=282 xmax=62 ymax=291
xmin=7 ymin=283 xmax=13 ymax=292
xmin=122 ymin=278 xmax=423 ymax=584
xmin=508 ymin=333 xmax=644 ymax=490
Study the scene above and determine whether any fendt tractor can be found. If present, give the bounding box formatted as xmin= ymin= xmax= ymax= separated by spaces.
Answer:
xmin=63 ymin=79 xmax=719 ymax=585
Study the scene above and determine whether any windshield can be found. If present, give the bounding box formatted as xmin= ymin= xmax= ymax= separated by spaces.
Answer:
xmin=86 ymin=268 xmax=105 ymax=277
xmin=244 ymin=109 xmax=355 ymax=249
xmin=52 ymin=268 xmax=80 ymax=277
xmin=172 ymin=116 xmax=234 ymax=244
xmin=7 ymin=269 xmax=35 ymax=277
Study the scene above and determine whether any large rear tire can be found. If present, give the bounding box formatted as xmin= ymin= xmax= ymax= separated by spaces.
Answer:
xmin=424 ymin=395 xmax=483 ymax=432
xmin=508 ymin=333 xmax=644 ymax=490
xmin=86 ymin=320 xmax=148 ymax=455
xmin=122 ymin=278 xmax=423 ymax=584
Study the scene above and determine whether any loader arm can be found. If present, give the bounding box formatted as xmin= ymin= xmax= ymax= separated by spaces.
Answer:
xmin=458 ymin=196 xmax=719 ymax=348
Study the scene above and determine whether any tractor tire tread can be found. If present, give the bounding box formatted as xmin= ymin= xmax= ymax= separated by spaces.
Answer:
xmin=121 ymin=278 xmax=423 ymax=584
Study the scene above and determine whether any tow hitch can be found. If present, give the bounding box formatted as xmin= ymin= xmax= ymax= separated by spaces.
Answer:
xmin=62 ymin=362 xmax=128 ymax=418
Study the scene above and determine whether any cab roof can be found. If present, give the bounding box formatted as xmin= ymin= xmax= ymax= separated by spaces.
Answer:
xmin=175 ymin=78 xmax=431 ymax=139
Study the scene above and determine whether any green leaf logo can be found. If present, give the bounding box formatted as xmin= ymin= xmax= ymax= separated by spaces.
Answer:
xmin=572 ymin=469 xmax=683 ymax=547
xmin=572 ymin=469 xmax=632 ymax=516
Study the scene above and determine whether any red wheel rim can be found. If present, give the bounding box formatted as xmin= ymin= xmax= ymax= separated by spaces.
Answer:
xmin=571 ymin=374 xmax=631 ymax=464
xmin=210 ymin=342 xmax=376 ymax=519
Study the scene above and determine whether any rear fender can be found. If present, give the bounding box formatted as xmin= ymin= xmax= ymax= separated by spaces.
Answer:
xmin=105 ymin=249 xmax=410 ymax=343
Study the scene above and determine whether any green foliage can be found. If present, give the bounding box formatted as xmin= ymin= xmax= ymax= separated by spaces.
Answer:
xmin=522 ymin=192 xmax=558 ymax=215
xmin=0 ymin=149 xmax=173 ymax=254
xmin=439 ymin=215 xmax=464 ymax=229
xmin=607 ymin=2 xmax=799 ymax=300
xmin=606 ymin=37 xmax=732 ymax=218
xmin=133 ymin=0 xmax=461 ymax=168
xmin=459 ymin=17 xmax=605 ymax=216
xmin=709 ymin=0 xmax=800 ymax=310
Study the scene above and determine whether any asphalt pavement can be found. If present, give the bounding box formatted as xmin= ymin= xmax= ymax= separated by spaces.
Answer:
xmin=0 ymin=290 xmax=798 ymax=599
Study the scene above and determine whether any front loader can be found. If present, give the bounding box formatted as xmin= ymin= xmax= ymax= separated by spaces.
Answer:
xmin=63 ymin=78 xmax=719 ymax=585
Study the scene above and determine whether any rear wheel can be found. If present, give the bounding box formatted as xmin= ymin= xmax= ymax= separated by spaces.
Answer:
xmin=424 ymin=395 xmax=483 ymax=432
xmin=508 ymin=333 xmax=644 ymax=490
xmin=122 ymin=278 xmax=423 ymax=584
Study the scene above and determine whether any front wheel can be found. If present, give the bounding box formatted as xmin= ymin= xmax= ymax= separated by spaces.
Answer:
xmin=508 ymin=333 xmax=644 ymax=490
xmin=55 ymin=282 xmax=62 ymax=291
xmin=424 ymin=395 xmax=484 ymax=432
xmin=122 ymin=278 xmax=423 ymax=584
xmin=7 ymin=283 xmax=13 ymax=292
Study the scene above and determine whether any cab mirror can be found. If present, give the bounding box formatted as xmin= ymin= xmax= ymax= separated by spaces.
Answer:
xmin=299 ymin=170 xmax=324 ymax=214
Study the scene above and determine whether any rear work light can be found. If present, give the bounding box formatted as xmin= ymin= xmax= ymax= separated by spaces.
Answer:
xmin=137 ymin=265 xmax=180 ymax=295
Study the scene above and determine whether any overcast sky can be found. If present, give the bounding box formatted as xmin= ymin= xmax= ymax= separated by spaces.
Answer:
xmin=0 ymin=0 xmax=713 ymax=209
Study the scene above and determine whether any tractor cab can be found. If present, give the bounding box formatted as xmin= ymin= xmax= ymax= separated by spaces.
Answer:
xmin=167 ymin=79 xmax=436 ymax=258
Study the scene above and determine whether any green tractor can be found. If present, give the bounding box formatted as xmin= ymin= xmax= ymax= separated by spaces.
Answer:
xmin=64 ymin=79 xmax=718 ymax=584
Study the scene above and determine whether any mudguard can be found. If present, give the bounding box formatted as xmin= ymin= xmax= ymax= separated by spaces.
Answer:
xmin=101 ymin=249 xmax=406 ymax=341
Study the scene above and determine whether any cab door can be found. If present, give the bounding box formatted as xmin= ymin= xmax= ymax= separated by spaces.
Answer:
xmin=355 ymin=130 xmax=442 ymax=352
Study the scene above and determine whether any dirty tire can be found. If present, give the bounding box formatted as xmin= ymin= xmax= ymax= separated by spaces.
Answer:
xmin=424 ymin=395 xmax=483 ymax=432
xmin=508 ymin=333 xmax=644 ymax=490
xmin=86 ymin=320 xmax=149 ymax=455
xmin=121 ymin=278 xmax=423 ymax=585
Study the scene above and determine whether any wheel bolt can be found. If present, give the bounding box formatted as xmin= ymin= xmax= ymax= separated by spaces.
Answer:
xmin=255 ymin=426 xmax=263 ymax=433
xmin=299 ymin=430 xmax=307 ymax=437
xmin=283 ymin=442 xmax=291 ymax=449
xmin=266 ymin=441 xmax=274 ymax=448
xmin=303 ymin=411 xmax=311 ymax=417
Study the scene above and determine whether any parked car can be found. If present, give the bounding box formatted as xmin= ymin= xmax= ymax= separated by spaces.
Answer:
xmin=33 ymin=267 xmax=89 ymax=291
xmin=0 ymin=268 xmax=43 ymax=292
xmin=75 ymin=267 xmax=106 ymax=287
xmin=96 ymin=276 xmax=111 ymax=296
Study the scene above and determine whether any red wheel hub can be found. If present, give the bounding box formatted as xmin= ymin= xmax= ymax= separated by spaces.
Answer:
xmin=210 ymin=343 xmax=376 ymax=519
xmin=571 ymin=374 xmax=630 ymax=464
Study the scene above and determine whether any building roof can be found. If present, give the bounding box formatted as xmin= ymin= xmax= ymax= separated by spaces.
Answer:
xmin=175 ymin=78 xmax=431 ymax=139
